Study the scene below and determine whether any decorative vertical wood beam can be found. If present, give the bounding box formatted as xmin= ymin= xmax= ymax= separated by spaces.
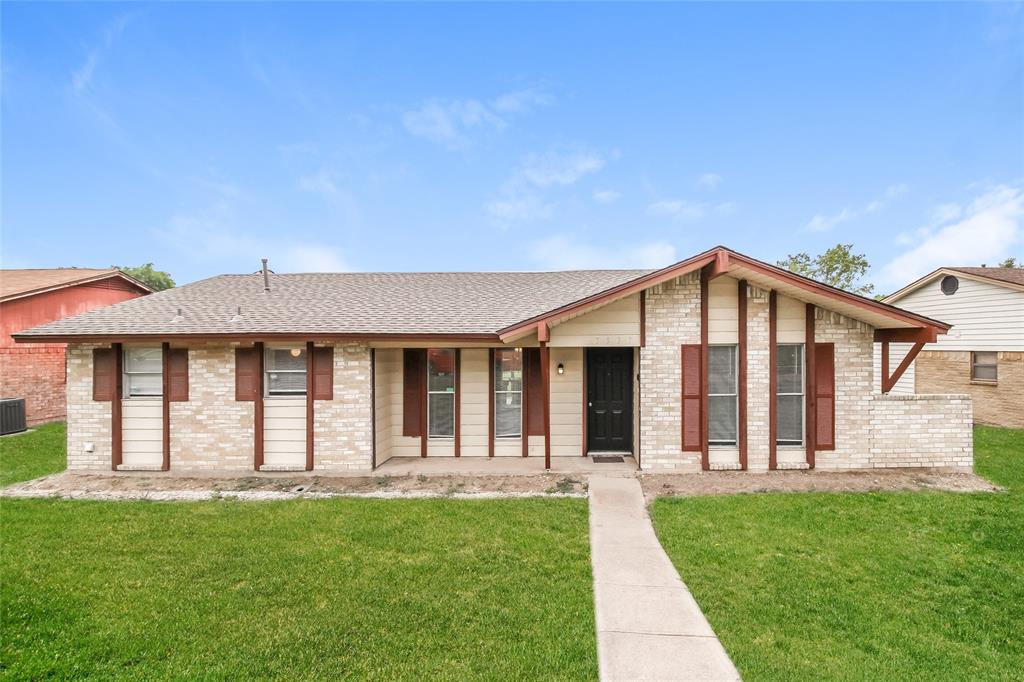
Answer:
xmin=768 ymin=291 xmax=778 ymax=471
xmin=540 ymin=341 xmax=551 ymax=470
xmin=420 ymin=350 xmax=428 ymax=458
xmin=112 ymin=342 xmax=123 ymax=471
xmin=305 ymin=341 xmax=315 ymax=471
xmin=370 ymin=348 xmax=377 ymax=470
xmin=737 ymin=280 xmax=748 ymax=471
xmin=454 ymin=348 xmax=461 ymax=457
xmin=488 ymin=349 xmax=495 ymax=458
xmin=639 ymin=290 xmax=646 ymax=348
xmin=522 ymin=349 xmax=530 ymax=458
xmin=161 ymin=342 xmax=171 ymax=471
xmin=805 ymin=304 xmax=817 ymax=469
xmin=254 ymin=341 xmax=265 ymax=470
xmin=699 ymin=266 xmax=710 ymax=471
xmin=581 ymin=349 xmax=588 ymax=457
xmin=880 ymin=340 xmax=889 ymax=392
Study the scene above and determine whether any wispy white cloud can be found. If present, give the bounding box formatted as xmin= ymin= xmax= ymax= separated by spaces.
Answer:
xmin=402 ymin=88 xmax=551 ymax=147
xmin=696 ymin=173 xmax=722 ymax=190
xmin=647 ymin=198 xmax=736 ymax=222
xmin=592 ymin=189 xmax=621 ymax=204
xmin=484 ymin=194 xmax=553 ymax=225
xmin=879 ymin=183 xmax=1023 ymax=286
xmin=71 ymin=13 xmax=131 ymax=93
xmin=518 ymin=150 xmax=605 ymax=188
xmin=529 ymin=234 xmax=677 ymax=270
xmin=806 ymin=183 xmax=909 ymax=232
xmin=297 ymin=170 xmax=341 ymax=198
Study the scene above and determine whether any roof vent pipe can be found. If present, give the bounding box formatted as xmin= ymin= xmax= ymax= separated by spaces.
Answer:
xmin=262 ymin=258 xmax=270 ymax=293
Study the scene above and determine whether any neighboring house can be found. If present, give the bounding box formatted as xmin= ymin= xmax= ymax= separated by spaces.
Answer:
xmin=881 ymin=266 xmax=1023 ymax=429
xmin=0 ymin=268 xmax=152 ymax=425
xmin=13 ymin=246 xmax=972 ymax=473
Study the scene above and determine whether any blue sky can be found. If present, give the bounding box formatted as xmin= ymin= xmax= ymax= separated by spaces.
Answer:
xmin=2 ymin=2 xmax=1022 ymax=291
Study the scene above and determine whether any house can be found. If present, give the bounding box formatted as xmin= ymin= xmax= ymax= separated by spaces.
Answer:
xmin=12 ymin=247 xmax=973 ymax=473
xmin=1 ymin=268 xmax=152 ymax=426
xmin=880 ymin=266 xmax=1023 ymax=429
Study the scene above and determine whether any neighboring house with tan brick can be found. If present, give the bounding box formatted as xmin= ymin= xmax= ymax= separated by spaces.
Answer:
xmin=0 ymin=268 xmax=152 ymax=426
xmin=13 ymin=247 xmax=973 ymax=473
xmin=881 ymin=266 xmax=1024 ymax=429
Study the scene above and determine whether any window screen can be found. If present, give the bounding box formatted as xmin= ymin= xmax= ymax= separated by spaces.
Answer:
xmin=494 ymin=349 xmax=523 ymax=438
xmin=776 ymin=344 xmax=804 ymax=446
xmin=708 ymin=345 xmax=738 ymax=446
xmin=265 ymin=347 xmax=307 ymax=396
xmin=428 ymin=349 xmax=456 ymax=438
xmin=123 ymin=347 xmax=162 ymax=398
xmin=971 ymin=351 xmax=997 ymax=382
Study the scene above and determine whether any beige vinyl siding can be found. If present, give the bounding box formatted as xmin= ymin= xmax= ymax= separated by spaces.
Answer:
xmin=549 ymin=347 xmax=583 ymax=456
xmin=777 ymin=295 xmax=806 ymax=343
xmin=373 ymin=349 xmax=394 ymax=464
xmin=873 ymin=342 xmax=915 ymax=395
xmin=549 ymin=294 xmax=641 ymax=347
xmin=891 ymin=276 xmax=1024 ymax=352
xmin=708 ymin=276 xmax=739 ymax=344
xmin=121 ymin=399 xmax=162 ymax=467
xmin=376 ymin=348 xmax=421 ymax=458
xmin=263 ymin=398 xmax=306 ymax=467
xmin=459 ymin=350 xmax=489 ymax=456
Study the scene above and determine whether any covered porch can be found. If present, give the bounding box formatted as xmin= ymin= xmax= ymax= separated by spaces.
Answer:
xmin=373 ymin=453 xmax=638 ymax=476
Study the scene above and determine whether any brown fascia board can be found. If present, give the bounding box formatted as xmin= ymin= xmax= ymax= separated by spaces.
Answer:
xmin=498 ymin=245 xmax=950 ymax=340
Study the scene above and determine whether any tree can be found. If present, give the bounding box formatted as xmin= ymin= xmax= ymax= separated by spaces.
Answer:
xmin=113 ymin=263 xmax=175 ymax=291
xmin=777 ymin=243 xmax=874 ymax=297
xmin=997 ymin=257 xmax=1020 ymax=268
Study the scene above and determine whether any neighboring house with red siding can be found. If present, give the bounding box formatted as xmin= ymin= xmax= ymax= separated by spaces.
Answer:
xmin=13 ymin=247 xmax=973 ymax=474
xmin=1 ymin=268 xmax=152 ymax=425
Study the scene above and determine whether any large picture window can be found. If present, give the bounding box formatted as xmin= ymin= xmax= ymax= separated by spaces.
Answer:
xmin=776 ymin=344 xmax=804 ymax=446
xmin=265 ymin=346 xmax=307 ymax=396
xmin=123 ymin=347 xmax=162 ymax=398
xmin=971 ymin=351 xmax=997 ymax=382
xmin=428 ymin=349 xmax=456 ymax=438
xmin=708 ymin=345 xmax=738 ymax=446
xmin=494 ymin=349 xmax=523 ymax=438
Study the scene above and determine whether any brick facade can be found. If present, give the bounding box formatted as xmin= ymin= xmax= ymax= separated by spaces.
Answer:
xmin=0 ymin=346 xmax=66 ymax=426
xmin=914 ymin=350 xmax=1023 ymax=429
xmin=870 ymin=394 xmax=973 ymax=468
xmin=66 ymin=344 xmax=112 ymax=470
xmin=313 ymin=343 xmax=374 ymax=472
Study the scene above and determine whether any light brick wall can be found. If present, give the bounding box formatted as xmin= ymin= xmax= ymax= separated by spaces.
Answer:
xmin=914 ymin=350 xmax=1023 ymax=429
xmin=640 ymin=273 xmax=701 ymax=471
xmin=870 ymin=394 xmax=973 ymax=468
xmin=169 ymin=344 xmax=254 ymax=471
xmin=313 ymin=342 xmax=373 ymax=472
xmin=66 ymin=343 xmax=112 ymax=471
xmin=746 ymin=286 xmax=771 ymax=471
xmin=813 ymin=310 xmax=874 ymax=470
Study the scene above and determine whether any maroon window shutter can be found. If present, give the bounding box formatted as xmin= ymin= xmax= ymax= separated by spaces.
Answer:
xmin=403 ymin=349 xmax=425 ymax=437
xmin=92 ymin=348 xmax=116 ymax=401
xmin=524 ymin=348 xmax=544 ymax=436
xmin=814 ymin=343 xmax=836 ymax=451
xmin=681 ymin=344 xmax=702 ymax=452
xmin=167 ymin=349 xmax=189 ymax=402
xmin=312 ymin=347 xmax=334 ymax=400
xmin=235 ymin=347 xmax=259 ymax=401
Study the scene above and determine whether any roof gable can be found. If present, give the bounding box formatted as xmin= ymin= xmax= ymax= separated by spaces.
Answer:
xmin=0 ymin=268 xmax=153 ymax=302
xmin=885 ymin=267 xmax=1024 ymax=303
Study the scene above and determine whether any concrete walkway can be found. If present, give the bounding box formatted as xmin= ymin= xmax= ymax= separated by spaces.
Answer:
xmin=588 ymin=476 xmax=740 ymax=681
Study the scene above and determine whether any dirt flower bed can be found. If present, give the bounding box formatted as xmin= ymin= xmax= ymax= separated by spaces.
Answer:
xmin=640 ymin=467 xmax=999 ymax=499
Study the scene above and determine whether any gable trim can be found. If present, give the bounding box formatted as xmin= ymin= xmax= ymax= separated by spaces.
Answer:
xmin=884 ymin=267 xmax=1024 ymax=304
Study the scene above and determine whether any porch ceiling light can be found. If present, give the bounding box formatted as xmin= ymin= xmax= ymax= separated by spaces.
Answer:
xmin=290 ymin=348 xmax=302 ymax=357
xmin=557 ymin=363 xmax=565 ymax=375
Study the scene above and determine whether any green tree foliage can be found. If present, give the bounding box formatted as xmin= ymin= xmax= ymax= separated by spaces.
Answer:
xmin=113 ymin=263 xmax=175 ymax=291
xmin=997 ymin=257 xmax=1020 ymax=268
xmin=777 ymin=243 xmax=874 ymax=297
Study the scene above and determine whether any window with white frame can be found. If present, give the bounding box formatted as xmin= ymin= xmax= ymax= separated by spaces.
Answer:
xmin=265 ymin=346 xmax=307 ymax=396
xmin=971 ymin=351 xmax=997 ymax=382
xmin=427 ymin=349 xmax=456 ymax=438
xmin=494 ymin=348 xmax=523 ymax=438
xmin=708 ymin=345 xmax=738 ymax=446
xmin=123 ymin=347 xmax=162 ymax=398
xmin=776 ymin=344 xmax=804 ymax=446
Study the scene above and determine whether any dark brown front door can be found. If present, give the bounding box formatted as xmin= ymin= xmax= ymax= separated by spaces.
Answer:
xmin=587 ymin=348 xmax=633 ymax=453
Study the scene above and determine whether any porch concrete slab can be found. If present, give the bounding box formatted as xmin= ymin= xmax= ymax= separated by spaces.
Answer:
xmin=588 ymin=476 xmax=740 ymax=681
xmin=372 ymin=455 xmax=637 ymax=477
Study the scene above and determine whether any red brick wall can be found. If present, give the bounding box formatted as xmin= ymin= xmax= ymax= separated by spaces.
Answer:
xmin=0 ymin=346 xmax=66 ymax=426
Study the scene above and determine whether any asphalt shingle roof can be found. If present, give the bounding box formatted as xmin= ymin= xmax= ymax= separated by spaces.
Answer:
xmin=948 ymin=267 xmax=1024 ymax=288
xmin=14 ymin=270 xmax=654 ymax=338
xmin=0 ymin=268 xmax=133 ymax=301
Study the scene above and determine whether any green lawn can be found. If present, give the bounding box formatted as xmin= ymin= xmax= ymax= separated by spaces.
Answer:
xmin=653 ymin=425 xmax=1024 ymax=681
xmin=1 ymin=497 xmax=596 ymax=680
xmin=0 ymin=422 xmax=66 ymax=487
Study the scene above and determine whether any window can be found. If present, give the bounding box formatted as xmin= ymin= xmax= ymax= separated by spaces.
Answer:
xmin=427 ymin=349 xmax=456 ymax=438
xmin=494 ymin=349 xmax=523 ymax=438
xmin=940 ymin=275 xmax=959 ymax=296
xmin=708 ymin=345 xmax=738 ymax=446
xmin=265 ymin=346 xmax=307 ymax=396
xmin=971 ymin=351 xmax=998 ymax=382
xmin=123 ymin=347 xmax=162 ymax=398
xmin=776 ymin=344 xmax=804 ymax=446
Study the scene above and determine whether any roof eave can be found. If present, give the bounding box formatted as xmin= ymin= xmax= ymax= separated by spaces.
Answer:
xmin=0 ymin=270 xmax=155 ymax=303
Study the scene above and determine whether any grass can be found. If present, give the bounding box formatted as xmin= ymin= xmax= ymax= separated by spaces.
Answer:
xmin=652 ymin=425 xmax=1024 ymax=681
xmin=1 ymin=497 xmax=596 ymax=680
xmin=0 ymin=422 xmax=66 ymax=487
